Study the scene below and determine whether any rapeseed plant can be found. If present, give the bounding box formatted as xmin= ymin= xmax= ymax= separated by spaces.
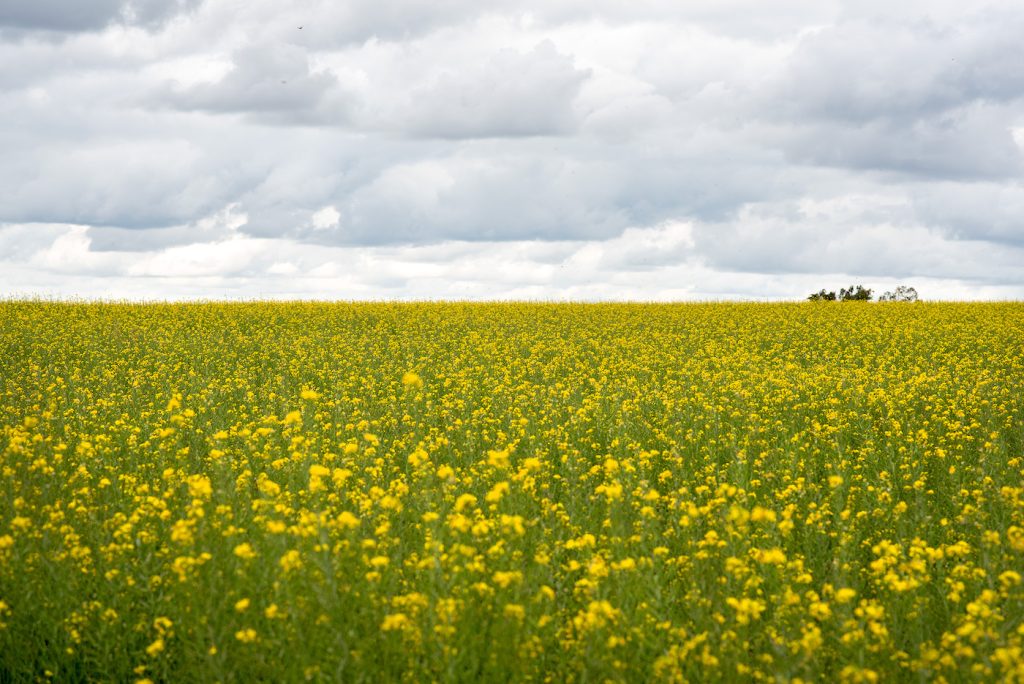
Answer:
xmin=0 ymin=301 xmax=1022 ymax=681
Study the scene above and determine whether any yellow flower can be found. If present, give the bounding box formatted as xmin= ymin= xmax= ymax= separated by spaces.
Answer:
xmin=145 ymin=638 xmax=165 ymax=657
xmin=235 ymin=629 xmax=258 ymax=643
xmin=487 ymin=449 xmax=510 ymax=469
xmin=381 ymin=613 xmax=409 ymax=631
xmin=485 ymin=481 xmax=510 ymax=503
xmin=596 ymin=482 xmax=623 ymax=501
xmin=454 ymin=494 xmax=477 ymax=512
xmin=170 ymin=519 xmax=194 ymax=545
xmin=448 ymin=513 xmax=472 ymax=533
xmin=258 ymin=478 xmax=281 ymax=497
xmin=754 ymin=548 xmax=787 ymax=565
xmin=186 ymin=474 xmax=212 ymax=500
xmin=573 ymin=601 xmax=620 ymax=631
xmin=279 ymin=550 xmax=302 ymax=572
xmin=809 ymin=601 xmax=832 ymax=620
xmin=726 ymin=597 xmax=766 ymax=625
xmin=503 ymin=604 xmax=525 ymax=620
xmin=308 ymin=464 xmax=330 ymax=493
xmin=999 ymin=571 xmax=1022 ymax=590
xmin=500 ymin=514 xmax=525 ymax=536
xmin=233 ymin=543 xmax=257 ymax=560
xmin=6 ymin=300 xmax=1024 ymax=680
xmin=492 ymin=570 xmax=523 ymax=588
xmin=336 ymin=511 xmax=360 ymax=530
xmin=408 ymin=447 xmax=429 ymax=467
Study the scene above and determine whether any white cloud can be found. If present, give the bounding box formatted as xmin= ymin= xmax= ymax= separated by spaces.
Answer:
xmin=311 ymin=205 xmax=340 ymax=230
xmin=1 ymin=0 xmax=1023 ymax=299
xmin=4 ymin=216 xmax=1021 ymax=301
xmin=157 ymin=43 xmax=352 ymax=125
xmin=399 ymin=40 xmax=589 ymax=138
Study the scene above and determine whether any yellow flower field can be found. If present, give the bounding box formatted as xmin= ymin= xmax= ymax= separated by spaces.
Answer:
xmin=1 ymin=301 xmax=1023 ymax=682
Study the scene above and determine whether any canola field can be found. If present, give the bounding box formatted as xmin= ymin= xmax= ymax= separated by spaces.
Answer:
xmin=2 ymin=301 xmax=1024 ymax=683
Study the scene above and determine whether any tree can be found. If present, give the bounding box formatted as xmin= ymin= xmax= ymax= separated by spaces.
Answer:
xmin=807 ymin=289 xmax=837 ymax=301
xmin=879 ymin=285 xmax=919 ymax=302
xmin=838 ymin=285 xmax=872 ymax=301
xmin=808 ymin=285 xmax=873 ymax=301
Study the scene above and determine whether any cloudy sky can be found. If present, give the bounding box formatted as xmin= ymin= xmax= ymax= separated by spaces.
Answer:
xmin=1 ymin=0 xmax=1023 ymax=300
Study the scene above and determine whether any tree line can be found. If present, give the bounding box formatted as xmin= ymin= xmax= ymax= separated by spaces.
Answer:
xmin=808 ymin=285 xmax=919 ymax=302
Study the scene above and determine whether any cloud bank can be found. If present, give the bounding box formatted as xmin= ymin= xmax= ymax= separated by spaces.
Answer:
xmin=1 ymin=0 xmax=1023 ymax=299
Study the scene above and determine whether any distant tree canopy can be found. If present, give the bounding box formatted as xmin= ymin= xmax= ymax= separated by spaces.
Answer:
xmin=839 ymin=285 xmax=872 ymax=301
xmin=807 ymin=289 xmax=837 ymax=301
xmin=879 ymin=286 xmax=920 ymax=302
xmin=808 ymin=285 xmax=873 ymax=301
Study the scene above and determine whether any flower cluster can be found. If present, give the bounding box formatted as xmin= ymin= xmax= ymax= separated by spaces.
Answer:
xmin=1 ymin=301 xmax=1023 ymax=681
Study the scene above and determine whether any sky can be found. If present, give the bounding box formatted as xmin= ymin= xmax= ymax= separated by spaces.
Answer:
xmin=1 ymin=0 xmax=1023 ymax=301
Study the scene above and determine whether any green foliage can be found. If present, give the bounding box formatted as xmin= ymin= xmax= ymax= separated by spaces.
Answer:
xmin=808 ymin=285 xmax=873 ymax=301
xmin=838 ymin=285 xmax=873 ymax=301
xmin=879 ymin=286 xmax=919 ymax=302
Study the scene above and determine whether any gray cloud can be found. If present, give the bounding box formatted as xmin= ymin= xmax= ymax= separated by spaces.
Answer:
xmin=691 ymin=199 xmax=1024 ymax=285
xmin=337 ymin=154 xmax=624 ymax=243
xmin=780 ymin=108 xmax=1023 ymax=179
xmin=777 ymin=16 xmax=1024 ymax=123
xmin=1 ymin=0 xmax=1023 ymax=299
xmin=764 ymin=10 xmax=1024 ymax=178
xmin=0 ymin=135 xmax=261 ymax=228
xmin=401 ymin=41 xmax=589 ymax=138
xmin=0 ymin=0 xmax=123 ymax=32
xmin=85 ymin=203 xmax=247 ymax=251
xmin=0 ymin=0 xmax=200 ymax=33
xmin=158 ymin=44 xmax=351 ymax=125
xmin=202 ymin=0 xmax=835 ymax=53
xmin=910 ymin=182 xmax=1024 ymax=246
